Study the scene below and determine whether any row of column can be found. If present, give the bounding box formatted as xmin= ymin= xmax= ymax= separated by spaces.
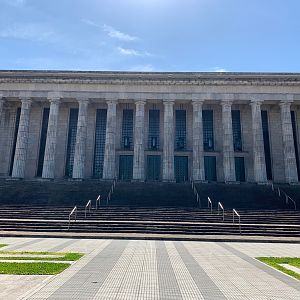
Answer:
xmin=0 ymin=97 xmax=298 ymax=183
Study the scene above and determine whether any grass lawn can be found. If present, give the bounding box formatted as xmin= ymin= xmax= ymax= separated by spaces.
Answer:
xmin=0 ymin=250 xmax=83 ymax=275
xmin=0 ymin=262 xmax=70 ymax=275
xmin=257 ymin=257 xmax=300 ymax=281
xmin=0 ymin=251 xmax=83 ymax=261
xmin=0 ymin=244 xmax=7 ymax=248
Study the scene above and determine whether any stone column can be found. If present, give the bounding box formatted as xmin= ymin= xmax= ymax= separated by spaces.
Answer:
xmin=42 ymin=98 xmax=60 ymax=179
xmin=221 ymin=100 xmax=235 ymax=182
xmin=11 ymin=98 xmax=32 ymax=178
xmin=72 ymin=99 xmax=89 ymax=179
xmin=279 ymin=100 xmax=298 ymax=183
xmin=133 ymin=100 xmax=146 ymax=181
xmin=250 ymin=100 xmax=267 ymax=183
xmin=192 ymin=100 xmax=205 ymax=181
xmin=162 ymin=100 xmax=175 ymax=181
xmin=103 ymin=100 xmax=117 ymax=179
xmin=0 ymin=98 xmax=4 ymax=121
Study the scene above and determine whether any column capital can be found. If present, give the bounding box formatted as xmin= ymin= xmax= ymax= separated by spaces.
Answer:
xmin=191 ymin=99 xmax=204 ymax=107
xmin=20 ymin=97 xmax=32 ymax=108
xmin=77 ymin=98 xmax=90 ymax=104
xmin=163 ymin=100 xmax=175 ymax=106
xmin=134 ymin=99 xmax=146 ymax=106
xmin=279 ymin=100 xmax=293 ymax=108
xmin=221 ymin=99 xmax=233 ymax=109
xmin=106 ymin=99 xmax=118 ymax=106
xmin=48 ymin=97 xmax=61 ymax=105
xmin=250 ymin=99 xmax=263 ymax=107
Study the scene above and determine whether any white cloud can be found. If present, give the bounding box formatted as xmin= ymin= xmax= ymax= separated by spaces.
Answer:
xmin=210 ymin=67 xmax=228 ymax=72
xmin=0 ymin=23 xmax=58 ymax=43
xmin=117 ymin=47 xmax=152 ymax=57
xmin=103 ymin=24 xmax=138 ymax=41
xmin=82 ymin=20 xmax=138 ymax=41
xmin=81 ymin=19 xmax=101 ymax=29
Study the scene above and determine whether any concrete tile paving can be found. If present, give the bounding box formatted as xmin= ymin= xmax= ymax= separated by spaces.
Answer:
xmin=0 ymin=238 xmax=298 ymax=299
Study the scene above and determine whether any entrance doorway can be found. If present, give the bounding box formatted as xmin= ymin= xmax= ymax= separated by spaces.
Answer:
xmin=174 ymin=156 xmax=188 ymax=182
xmin=235 ymin=157 xmax=246 ymax=182
xmin=146 ymin=155 xmax=161 ymax=181
xmin=204 ymin=156 xmax=217 ymax=181
xmin=119 ymin=155 xmax=133 ymax=180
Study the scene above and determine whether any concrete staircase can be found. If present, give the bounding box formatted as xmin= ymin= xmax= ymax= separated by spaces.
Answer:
xmin=0 ymin=206 xmax=298 ymax=237
xmin=0 ymin=179 xmax=112 ymax=206
xmin=0 ymin=180 xmax=299 ymax=238
xmin=194 ymin=183 xmax=298 ymax=210
xmin=109 ymin=182 xmax=196 ymax=207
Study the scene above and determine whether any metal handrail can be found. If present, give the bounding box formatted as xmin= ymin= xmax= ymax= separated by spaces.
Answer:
xmin=106 ymin=178 xmax=117 ymax=206
xmin=68 ymin=206 xmax=77 ymax=230
xmin=95 ymin=195 xmax=101 ymax=210
xmin=207 ymin=197 xmax=212 ymax=213
xmin=85 ymin=200 xmax=91 ymax=218
xmin=191 ymin=180 xmax=201 ymax=207
xmin=283 ymin=192 xmax=297 ymax=210
xmin=273 ymin=185 xmax=297 ymax=210
xmin=190 ymin=180 xmax=201 ymax=208
xmin=218 ymin=202 xmax=225 ymax=221
xmin=233 ymin=209 xmax=241 ymax=234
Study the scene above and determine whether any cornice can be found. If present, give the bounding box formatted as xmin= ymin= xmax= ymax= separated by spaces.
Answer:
xmin=0 ymin=70 xmax=300 ymax=86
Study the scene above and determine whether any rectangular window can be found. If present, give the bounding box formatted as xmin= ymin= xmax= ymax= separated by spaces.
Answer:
xmin=148 ymin=110 xmax=160 ymax=150
xmin=203 ymin=110 xmax=214 ymax=151
xmin=175 ymin=110 xmax=186 ymax=150
xmin=93 ymin=109 xmax=107 ymax=178
xmin=121 ymin=109 xmax=133 ymax=150
xmin=261 ymin=110 xmax=272 ymax=180
xmin=65 ymin=108 xmax=78 ymax=177
xmin=36 ymin=108 xmax=50 ymax=177
xmin=232 ymin=110 xmax=242 ymax=151
xmin=291 ymin=111 xmax=300 ymax=180
xmin=9 ymin=107 xmax=21 ymax=176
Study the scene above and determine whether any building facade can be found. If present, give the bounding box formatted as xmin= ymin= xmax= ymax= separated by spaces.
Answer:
xmin=0 ymin=71 xmax=300 ymax=184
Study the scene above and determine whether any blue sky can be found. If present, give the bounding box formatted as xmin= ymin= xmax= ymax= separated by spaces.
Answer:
xmin=0 ymin=0 xmax=299 ymax=72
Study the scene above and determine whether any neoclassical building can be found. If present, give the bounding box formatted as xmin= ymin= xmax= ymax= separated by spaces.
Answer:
xmin=0 ymin=71 xmax=299 ymax=184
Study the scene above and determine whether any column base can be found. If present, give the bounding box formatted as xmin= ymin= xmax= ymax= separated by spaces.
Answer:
xmin=162 ymin=179 xmax=176 ymax=183
xmin=69 ymin=178 xmax=84 ymax=182
xmin=131 ymin=179 xmax=145 ymax=183
xmin=38 ymin=177 xmax=54 ymax=182
xmin=256 ymin=181 xmax=269 ymax=185
xmin=6 ymin=177 xmax=23 ymax=181
xmin=192 ymin=180 xmax=208 ymax=184
xmin=224 ymin=181 xmax=239 ymax=184
xmin=288 ymin=182 xmax=300 ymax=185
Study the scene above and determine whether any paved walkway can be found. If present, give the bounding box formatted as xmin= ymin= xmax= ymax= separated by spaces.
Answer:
xmin=0 ymin=237 xmax=298 ymax=299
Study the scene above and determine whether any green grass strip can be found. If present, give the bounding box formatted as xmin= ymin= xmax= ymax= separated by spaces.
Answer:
xmin=0 ymin=262 xmax=70 ymax=275
xmin=0 ymin=244 xmax=7 ymax=248
xmin=0 ymin=252 xmax=83 ymax=261
xmin=257 ymin=257 xmax=300 ymax=281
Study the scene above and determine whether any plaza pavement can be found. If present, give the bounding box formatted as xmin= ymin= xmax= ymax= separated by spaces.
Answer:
xmin=0 ymin=237 xmax=299 ymax=299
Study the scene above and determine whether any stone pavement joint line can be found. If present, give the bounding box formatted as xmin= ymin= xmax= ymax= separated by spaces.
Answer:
xmin=219 ymin=242 xmax=300 ymax=292
xmin=156 ymin=241 xmax=182 ymax=299
xmin=48 ymin=239 xmax=77 ymax=252
xmin=2 ymin=238 xmax=45 ymax=251
xmin=47 ymin=240 xmax=129 ymax=299
xmin=174 ymin=242 xmax=227 ymax=300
